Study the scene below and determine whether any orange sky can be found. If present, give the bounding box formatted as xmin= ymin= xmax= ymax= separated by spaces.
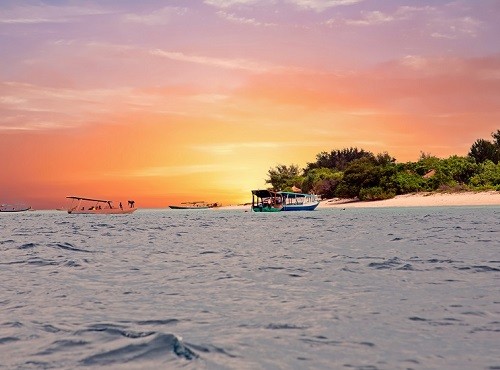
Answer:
xmin=1 ymin=1 xmax=499 ymax=209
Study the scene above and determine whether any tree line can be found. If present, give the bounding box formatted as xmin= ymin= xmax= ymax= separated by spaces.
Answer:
xmin=265 ymin=130 xmax=500 ymax=201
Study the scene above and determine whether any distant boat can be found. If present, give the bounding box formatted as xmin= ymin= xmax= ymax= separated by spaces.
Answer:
xmin=169 ymin=201 xmax=220 ymax=210
xmin=66 ymin=196 xmax=137 ymax=214
xmin=0 ymin=204 xmax=31 ymax=212
xmin=251 ymin=190 xmax=319 ymax=212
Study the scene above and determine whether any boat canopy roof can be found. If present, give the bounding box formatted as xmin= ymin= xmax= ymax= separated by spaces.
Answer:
xmin=252 ymin=190 xmax=315 ymax=198
xmin=278 ymin=192 xmax=310 ymax=198
xmin=66 ymin=196 xmax=112 ymax=203
xmin=251 ymin=189 xmax=279 ymax=198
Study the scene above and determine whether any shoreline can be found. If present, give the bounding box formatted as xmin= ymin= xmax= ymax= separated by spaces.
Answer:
xmin=318 ymin=191 xmax=500 ymax=208
xmin=220 ymin=191 xmax=500 ymax=210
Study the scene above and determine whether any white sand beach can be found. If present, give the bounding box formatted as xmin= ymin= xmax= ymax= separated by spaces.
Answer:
xmin=318 ymin=191 xmax=500 ymax=208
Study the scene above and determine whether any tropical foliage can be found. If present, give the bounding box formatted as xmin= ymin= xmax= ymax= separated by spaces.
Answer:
xmin=265 ymin=130 xmax=500 ymax=200
xmin=468 ymin=130 xmax=500 ymax=164
xmin=265 ymin=164 xmax=302 ymax=192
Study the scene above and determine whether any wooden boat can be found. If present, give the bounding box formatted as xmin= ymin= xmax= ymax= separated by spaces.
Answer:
xmin=0 ymin=204 xmax=31 ymax=212
xmin=169 ymin=201 xmax=219 ymax=210
xmin=66 ymin=196 xmax=137 ymax=214
xmin=251 ymin=190 xmax=319 ymax=212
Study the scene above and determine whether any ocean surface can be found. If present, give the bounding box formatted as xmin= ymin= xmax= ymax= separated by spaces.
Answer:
xmin=1 ymin=207 xmax=499 ymax=369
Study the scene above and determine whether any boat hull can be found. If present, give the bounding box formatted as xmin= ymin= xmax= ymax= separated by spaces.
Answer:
xmin=169 ymin=205 xmax=211 ymax=210
xmin=251 ymin=205 xmax=283 ymax=212
xmin=0 ymin=205 xmax=31 ymax=212
xmin=282 ymin=202 xmax=319 ymax=211
xmin=68 ymin=208 xmax=137 ymax=214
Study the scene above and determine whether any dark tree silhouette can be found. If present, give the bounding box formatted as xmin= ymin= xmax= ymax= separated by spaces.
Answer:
xmin=469 ymin=136 xmax=500 ymax=164
xmin=305 ymin=147 xmax=374 ymax=173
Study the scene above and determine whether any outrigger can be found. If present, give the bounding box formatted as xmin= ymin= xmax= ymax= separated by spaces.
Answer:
xmin=66 ymin=196 xmax=137 ymax=214
xmin=251 ymin=190 xmax=319 ymax=212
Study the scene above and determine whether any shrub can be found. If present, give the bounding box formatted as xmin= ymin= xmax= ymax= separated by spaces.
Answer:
xmin=391 ymin=171 xmax=426 ymax=194
xmin=358 ymin=187 xmax=396 ymax=201
xmin=469 ymin=160 xmax=500 ymax=188
xmin=301 ymin=167 xmax=343 ymax=198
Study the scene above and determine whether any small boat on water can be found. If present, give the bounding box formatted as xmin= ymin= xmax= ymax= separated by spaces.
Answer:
xmin=251 ymin=190 xmax=319 ymax=212
xmin=0 ymin=204 xmax=32 ymax=212
xmin=66 ymin=196 xmax=137 ymax=214
xmin=169 ymin=201 xmax=220 ymax=210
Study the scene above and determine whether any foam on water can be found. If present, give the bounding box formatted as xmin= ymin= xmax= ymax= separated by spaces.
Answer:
xmin=1 ymin=207 xmax=499 ymax=369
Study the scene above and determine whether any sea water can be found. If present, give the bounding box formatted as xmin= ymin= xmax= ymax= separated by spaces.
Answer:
xmin=1 ymin=207 xmax=499 ymax=369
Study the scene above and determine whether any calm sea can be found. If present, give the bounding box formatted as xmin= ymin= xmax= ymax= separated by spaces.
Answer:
xmin=1 ymin=207 xmax=499 ymax=369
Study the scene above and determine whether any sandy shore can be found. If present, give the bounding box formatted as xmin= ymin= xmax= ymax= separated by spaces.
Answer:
xmin=319 ymin=191 xmax=500 ymax=208
xmin=220 ymin=191 xmax=500 ymax=210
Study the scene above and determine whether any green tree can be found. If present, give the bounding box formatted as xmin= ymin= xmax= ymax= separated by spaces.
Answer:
xmin=491 ymin=129 xmax=500 ymax=146
xmin=413 ymin=152 xmax=441 ymax=176
xmin=469 ymin=160 xmax=500 ymax=189
xmin=375 ymin=152 xmax=396 ymax=166
xmin=335 ymin=156 xmax=397 ymax=199
xmin=301 ymin=168 xmax=343 ymax=198
xmin=468 ymin=130 xmax=500 ymax=164
xmin=391 ymin=170 xmax=426 ymax=194
xmin=469 ymin=139 xmax=499 ymax=164
xmin=305 ymin=147 xmax=374 ymax=172
xmin=439 ymin=156 xmax=478 ymax=185
xmin=265 ymin=164 xmax=302 ymax=191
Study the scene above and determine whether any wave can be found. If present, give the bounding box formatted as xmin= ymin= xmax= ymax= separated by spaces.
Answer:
xmin=456 ymin=265 xmax=500 ymax=272
xmin=368 ymin=257 xmax=414 ymax=270
xmin=18 ymin=242 xmax=38 ymax=249
xmin=50 ymin=242 xmax=91 ymax=253
xmin=80 ymin=332 xmax=198 ymax=366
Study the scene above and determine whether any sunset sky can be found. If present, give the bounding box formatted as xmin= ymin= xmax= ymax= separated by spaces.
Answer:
xmin=1 ymin=0 xmax=499 ymax=209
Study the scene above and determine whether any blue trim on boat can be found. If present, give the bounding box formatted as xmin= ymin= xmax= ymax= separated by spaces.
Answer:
xmin=282 ymin=203 xmax=319 ymax=211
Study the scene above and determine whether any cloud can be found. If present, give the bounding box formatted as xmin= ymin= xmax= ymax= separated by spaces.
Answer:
xmin=334 ymin=4 xmax=482 ymax=40
xmin=204 ymin=0 xmax=364 ymax=11
xmin=122 ymin=6 xmax=187 ymax=25
xmin=288 ymin=0 xmax=364 ymax=12
xmin=204 ymin=0 xmax=261 ymax=8
xmin=429 ymin=16 xmax=482 ymax=39
xmin=216 ymin=10 xmax=275 ymax=26
xmin=400 ymin=55 xmax=429 ymax=70
xmin=151 ymin=49 xmax=272 ymax=73
xmin=235 ymin=53 xmax=500 ymax=121
xmin=0 ymin=3 xmax=109 ymax=24
xmin=0 ymin=82 xmax=138 ymax=131
xmin=343 ymin=10 xmax=394 ymax=26
xmin=336 ymin=6 xmax=433 ymax=27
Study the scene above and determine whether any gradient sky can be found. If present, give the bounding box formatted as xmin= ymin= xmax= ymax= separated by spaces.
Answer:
xmin=1 ymin=0 xmax=499 ymax=209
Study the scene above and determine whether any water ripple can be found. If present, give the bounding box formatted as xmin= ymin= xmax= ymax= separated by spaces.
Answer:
xmin=80 ymin=333 xmax=198 ymax=366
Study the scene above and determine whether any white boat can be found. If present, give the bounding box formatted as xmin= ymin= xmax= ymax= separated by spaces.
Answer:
xmin=66 ymin=196 xmax=137 ymax=214
xmin=0 ymin=204 xmax=31 ymax=212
